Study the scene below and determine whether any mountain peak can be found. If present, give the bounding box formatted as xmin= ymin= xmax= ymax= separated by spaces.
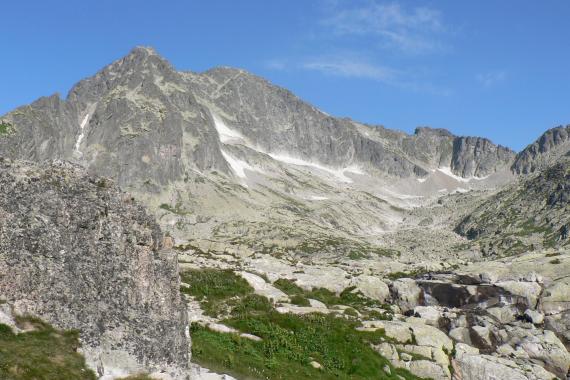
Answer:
xmin=66 ymin=46 xmax=175 ymax=103
xmin=130 ymin=45 xmax=160 ymax=57
xmin=116 ymin=45 xmax=173 ymax=72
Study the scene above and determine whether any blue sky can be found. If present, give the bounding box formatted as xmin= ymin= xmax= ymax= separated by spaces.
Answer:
xmin=2 ymin=1 xmax=570 ymax=151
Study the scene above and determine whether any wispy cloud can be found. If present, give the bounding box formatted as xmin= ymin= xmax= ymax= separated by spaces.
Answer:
xmin=263 ymin=59 xmax=287 ymax=71
xmin=477 ymin=71 xmax=506 ymax=87
xmin=302 ymin=58 xmax=398 ymax=82
xmin=299 ymin=56 xmax=451 ymax=96
xmin=263 ymin=2 xmax=452 ymax=96
xmin=321 ymin=1 xmax=445 ymax=54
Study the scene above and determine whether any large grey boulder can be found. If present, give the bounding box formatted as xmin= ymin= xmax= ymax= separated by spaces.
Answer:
xmin=350 ymin=275 xmax=390 ymax=303
xmin=542 ymin=280 xmax=570 ymax=315
xmin=545 ymin=311 xmax=570 ymax=348
xmin=452 ymin=351 xmax=557 ymax=380
xmin=506 ymin=327 xmax=570 ymax=379
xmin=0 ymin=159 xmax=189 ymax=379
xmin=391 ymin=278 xmax=423 ymax=313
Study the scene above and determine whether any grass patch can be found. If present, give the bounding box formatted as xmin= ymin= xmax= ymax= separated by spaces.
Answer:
xmin=159 ymin=202 xmax=191 ymax=215
xmin=285 ymin=237 xmax=399 ymax=258
xmin=0 ymin=317 xmax=96 ymax=380
xmin=386 ymin=269 xmax=428 ymax=280
xmin=192 ymin=307 xmax=424 ymax=380
xmin=515 ymin=219 xmax=552 ymax=237
xmin=0 ymin=121 xmax=11 ymax=135
xmin=180 ymin=269 xmax=253 ymax=316
xmin=117 ymin=375 xmax=154 ymax=380
xmin=275 ymin=281 xmax=392 ymax=320
xmin=290 ymin=295 xmax=311 ymax=307
xmin=273 ymin=278 xmax=304 ymax=295
xmin=188 ymin=271 xmax=411 ymax=379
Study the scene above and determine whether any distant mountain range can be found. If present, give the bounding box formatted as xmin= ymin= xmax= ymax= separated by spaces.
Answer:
xmin=2 ymin=46 xmax=570 ymax=380
xmin=1 ymin=46 xmax=569 ymax=253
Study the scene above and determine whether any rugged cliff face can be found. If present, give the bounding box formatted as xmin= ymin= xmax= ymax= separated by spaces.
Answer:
xmin=0 ymin=159 xmax=188 ymax=379
xmin=0 ymin=46 xmax=514 ymax=188
xmin=511 ymin=125 xmax=570 ymax=175
xmin=456 ymin=157 xmax=570 ymax=255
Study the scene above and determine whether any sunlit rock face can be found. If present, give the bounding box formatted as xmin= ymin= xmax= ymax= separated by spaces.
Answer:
xmin=0 ymin=159 xmax=189 ymax=379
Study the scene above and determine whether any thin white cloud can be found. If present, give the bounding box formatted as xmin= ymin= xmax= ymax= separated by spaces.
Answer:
xmin=300 ymin=56 xmax=451 ymax=96
xmin=321 ymin=1 xmax=445 ymax=54
xmin=477 ymin=71 xmax=506 ymax=87
xmin=302 ymin=59 xmax=398 ymax=82
xmin=263 ymin=59 xmax=287 ymax=71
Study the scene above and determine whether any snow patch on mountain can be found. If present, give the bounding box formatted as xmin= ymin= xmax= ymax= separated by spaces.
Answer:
xmin=212 ymin=113 xmax=245 ymax=144
xmin=437 ymin=166 xmax=490 ymax=183
xmin=221 ymin=149 xmax=257 ymax=179
xmin=73 ymin=113 xmax=90 ymax=157
xmin=268 ymin=152 xmax=364 ymax=183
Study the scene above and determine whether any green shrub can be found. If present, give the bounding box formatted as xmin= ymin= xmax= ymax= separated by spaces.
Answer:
xmin=231 ymin=294 xmax=273 ymax=317
xmin=290 ymin=295 xmax=311 ymax=307
xmin=273 ymin=281 xmax=393 ymax=319
xmin=273 ymin=278 xmax=304 ymax=295
xmin=192 ymin=308 xmax=424 ymax=380
xmin=159 ymin=203 xmax=190 ymax=215
xmin=367 ymin=310 xmax=393 ymax=321
xmin=180 ymin=269 xmax=253 ymax=316
xmin=344 ymin=307 xmax=358 ymax=317
xmin=0 ymin=121 xmax=11 ymax=135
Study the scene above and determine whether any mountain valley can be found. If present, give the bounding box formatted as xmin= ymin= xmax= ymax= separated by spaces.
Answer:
xmin=1 ymin=47 xmax=569 ymax=380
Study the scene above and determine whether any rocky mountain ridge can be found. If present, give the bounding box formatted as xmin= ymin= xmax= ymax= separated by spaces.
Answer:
xmin=0 ymin=47 xmax=514 ymax=185
xmin=0 ymin=46 xmax=521 ymax=260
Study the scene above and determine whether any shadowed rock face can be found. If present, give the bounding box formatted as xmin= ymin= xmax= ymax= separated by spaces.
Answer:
xmin=0 ymin=47 xmax=230 ymax=190
xmin=0 ymin=159 xmax=188 ymax=378
xmin=512 ymin=125 xmax=570 ymax=175
xmin=451 ymin=136 xmax=514 ymax=178
xmin=0 ymin=46 xmax=514 ymax=189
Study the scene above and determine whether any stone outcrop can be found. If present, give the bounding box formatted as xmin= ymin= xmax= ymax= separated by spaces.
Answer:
xmin=512 ymin=125 xmax=570 ymax=175
xmin=456 ymin=157 xmax=570 ymax=253
xmin=0 ymin=159 xmax=189 ymax=379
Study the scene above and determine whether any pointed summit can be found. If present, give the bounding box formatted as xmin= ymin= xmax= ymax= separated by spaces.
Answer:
xmin=130 ymin=45 xmax=159 ymax=56
xmin=67 ymin=46 xmax=176 ymax=103
xmin=108 ymin=45 xmax=174 ymax=75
